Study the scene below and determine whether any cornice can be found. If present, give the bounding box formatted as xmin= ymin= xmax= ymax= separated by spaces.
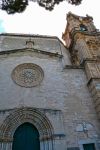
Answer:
xmin=0 ymin=106 xmax=61 ymax=114
xmin=0 ymin=33 xmax=58 ymax=39
xmin=0 ymin=33 xmax=67 ymax=54
xmin=87 ymin=77 xmax=100 ymax=86
xmin=0 ymin=47 xmax=63 ymax=58
xmin=71 ymin=29 xmax=100 ymax=37
xmin=64 ymin=65 xmax=84 ymax=69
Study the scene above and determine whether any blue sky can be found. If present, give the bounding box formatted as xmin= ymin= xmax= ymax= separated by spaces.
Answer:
xmin=0 ymin=20 xmax=5 ymax=32
xmin=0 ymin=0 xmax=100 ymax=40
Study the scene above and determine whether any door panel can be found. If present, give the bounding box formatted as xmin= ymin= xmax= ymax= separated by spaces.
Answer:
xmin=83 ymin=143 xmax=96 ymax=150
xmin=12 ymin=122 xmax=40 ymax=150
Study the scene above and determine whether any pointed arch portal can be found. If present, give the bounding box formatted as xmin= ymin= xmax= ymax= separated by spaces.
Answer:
xmin=12 ymin=122 xmax=40 ymax=150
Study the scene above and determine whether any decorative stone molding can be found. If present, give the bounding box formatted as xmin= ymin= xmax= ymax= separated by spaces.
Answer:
xmin=86 ymin=39 xmax=100 ymax=50
xmin=85 ymin=62 xmax=100 ymax=81
xmin=26 ymin=40 xmax=34 ymax=49
xmin=0 ymin=107 xmax=54 ymax=150
xmin=0 ymin=107 xmax=54 ymax=140
xmin=11 ymin=63 xmax=44 ymax=87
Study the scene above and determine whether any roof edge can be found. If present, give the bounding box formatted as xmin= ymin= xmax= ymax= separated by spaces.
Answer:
xmin=0 ymin=32 xmax=67 ymax=51
xmin=0 ymin=33 xmax=58 ymax=39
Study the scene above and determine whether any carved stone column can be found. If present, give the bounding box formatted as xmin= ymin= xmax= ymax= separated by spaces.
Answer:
xmin=0 ymin=142 xmax=12 ymax=150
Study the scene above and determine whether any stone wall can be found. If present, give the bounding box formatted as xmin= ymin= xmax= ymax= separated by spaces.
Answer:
xmin=0 ymin=51 xmax=99 ymax=148
xmin=0 ymin=34 xmax=100 ymax=150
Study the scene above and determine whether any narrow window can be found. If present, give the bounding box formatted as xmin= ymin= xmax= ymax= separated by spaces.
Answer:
xmin=80 ymin=24 xmax=87 ymax=31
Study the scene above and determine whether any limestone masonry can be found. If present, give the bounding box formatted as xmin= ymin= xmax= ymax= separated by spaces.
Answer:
xmin=0 ymin=12 xmax=100 ymax=150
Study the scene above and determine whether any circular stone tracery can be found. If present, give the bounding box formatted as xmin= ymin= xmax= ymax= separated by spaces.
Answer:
xmin=12 ymin=63 xmax=44 ymax=87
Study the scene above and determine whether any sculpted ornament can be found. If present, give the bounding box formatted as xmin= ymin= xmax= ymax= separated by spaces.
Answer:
xmin=86 ymin=39 xmax=100 ymax=50
xmin=71 ymin=49 xmax=80 ymax=65
xmin=12 ymin=63 xmax=44 ymax=87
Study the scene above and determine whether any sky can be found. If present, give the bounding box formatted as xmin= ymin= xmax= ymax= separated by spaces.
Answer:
xmin=0 ymin=0 xmax=100 ymax=40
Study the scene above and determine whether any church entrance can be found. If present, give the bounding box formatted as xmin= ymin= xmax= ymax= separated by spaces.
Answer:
xmin=12 ymin=122 xmax=40 ymax=150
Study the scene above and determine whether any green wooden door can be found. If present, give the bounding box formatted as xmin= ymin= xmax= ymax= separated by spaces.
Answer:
xmin=83 ymin=143 xmax=96 ymax=150
xmin=12 ymin=122 xmax=40 ymax=150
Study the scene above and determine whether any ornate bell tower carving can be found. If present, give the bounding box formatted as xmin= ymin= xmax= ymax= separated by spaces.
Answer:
xmin=62 ymin=12 xmax=100 ymax=120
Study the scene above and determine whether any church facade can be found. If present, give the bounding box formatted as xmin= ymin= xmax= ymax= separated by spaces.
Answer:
xmin=0 ymin=12 xmax=100 ymax=150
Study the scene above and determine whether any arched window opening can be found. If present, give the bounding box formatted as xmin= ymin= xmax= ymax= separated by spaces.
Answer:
xmin=80 ymin=24 xmax=88 ymax=31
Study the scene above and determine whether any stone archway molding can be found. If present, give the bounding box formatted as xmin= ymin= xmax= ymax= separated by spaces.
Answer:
xmin=0 ymin=107 xmax=54 ymax=142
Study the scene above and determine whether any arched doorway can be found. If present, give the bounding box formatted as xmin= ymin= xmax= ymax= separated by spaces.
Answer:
xmin=0 ymin=107 xmax=54 ymax=150
xmin=12 ymin=122 xmax=40 ymax=150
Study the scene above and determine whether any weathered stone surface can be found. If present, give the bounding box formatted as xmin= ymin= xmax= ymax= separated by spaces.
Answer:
xmin=63 ymin=12 xmax=100 ymax=150
xmin=0 ymin=12 xmax=100 ymax=149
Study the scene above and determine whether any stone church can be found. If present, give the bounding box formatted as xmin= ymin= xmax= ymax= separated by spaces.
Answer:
xmin=0 ymin=12 xmax=100 ymax=150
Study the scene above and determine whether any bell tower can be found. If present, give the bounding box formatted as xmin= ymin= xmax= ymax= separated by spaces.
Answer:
xmin=62 ymin=12 xmax=100 ymax=120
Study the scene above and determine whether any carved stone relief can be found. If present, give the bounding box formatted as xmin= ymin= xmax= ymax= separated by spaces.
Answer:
xmin=86 ymin=39 xmax=100 ymax=49
xmin=86 ymin=38 xmax=100 ymax=58
xmin=12 ymin=63 xmax=44 ymax=87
